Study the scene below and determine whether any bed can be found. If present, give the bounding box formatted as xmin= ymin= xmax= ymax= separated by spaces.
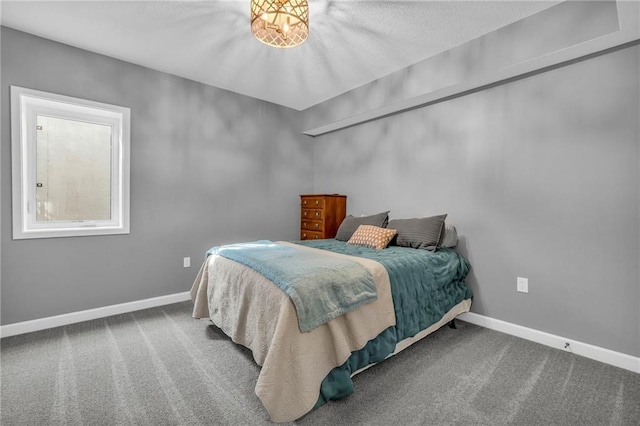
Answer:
xmin=191 ymin=231 xmax=472 ymax=422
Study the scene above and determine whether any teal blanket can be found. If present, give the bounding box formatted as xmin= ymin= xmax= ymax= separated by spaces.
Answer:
xmin=207 ymin=240 xmax=377 ymax=332
xmin=294 ymin=239 xmax=473 ymax=408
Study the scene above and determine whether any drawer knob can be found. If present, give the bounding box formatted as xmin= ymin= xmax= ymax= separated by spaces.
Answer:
xmin=315 ymin=212 xmax=319 ymax=217
xmin=303 ymin=233 xmax=307 ymax=238
xmin=315 ymin=200 xmax=319 ymax=205
xmin=303 ymin=211 xmax=307 ymax=216
xmin=314 ymin=223 xmax=318 ymax=228
xmin=303 ymin=200 xmax=307 ymax=205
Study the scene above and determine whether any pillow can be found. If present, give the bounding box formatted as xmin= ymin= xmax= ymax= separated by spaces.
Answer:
xmin=347 ymin=225 xmax=397 ymax=250
xmin=441 ymin=223 xmax=458 ymax=248
xmin=387 ymin=214 xmax=447 ymax=251
xmin=335 ymin=211 xmax=390 ymax=241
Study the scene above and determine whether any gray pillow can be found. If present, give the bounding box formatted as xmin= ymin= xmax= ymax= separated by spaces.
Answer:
xmin=388 ymin=214 xmax=447 ymax=251
xmin=335 ymin=211 xmax=390 ymax=241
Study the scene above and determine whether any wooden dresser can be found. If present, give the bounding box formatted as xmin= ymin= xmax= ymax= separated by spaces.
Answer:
xmin=300 ymin=194 xmax=347 ymax=240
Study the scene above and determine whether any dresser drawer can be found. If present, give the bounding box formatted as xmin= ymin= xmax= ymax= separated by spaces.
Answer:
xmin=300 ymin=230 xmax=324 ymax=240
xmin=301 ymin=219 xmax=324 ymax=232
xmin=301 ymin=208 xmax=324 ymax=220
xmin=301 ymin=197 xmax=325 ymax=209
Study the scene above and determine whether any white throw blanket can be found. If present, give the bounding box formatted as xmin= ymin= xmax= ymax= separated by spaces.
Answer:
xmin=191 ymin=242 xmax=395 ymax=422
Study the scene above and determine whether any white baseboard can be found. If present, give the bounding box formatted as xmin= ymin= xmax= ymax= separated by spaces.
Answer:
xmin=0 ymin=291 xmax=192 ymax=338
xmin=458 ymin=312 xmax=640 ymax=374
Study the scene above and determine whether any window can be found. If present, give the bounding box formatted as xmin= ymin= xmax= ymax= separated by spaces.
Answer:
xmin=11 ymin=86 xmax=130 ymax=239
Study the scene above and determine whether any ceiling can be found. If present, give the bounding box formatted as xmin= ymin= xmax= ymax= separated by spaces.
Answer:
xmin=0 ymin=1 xmax=561 ymax=111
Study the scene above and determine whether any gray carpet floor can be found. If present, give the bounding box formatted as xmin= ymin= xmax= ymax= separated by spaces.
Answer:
xmin=1 ymin=301 xmax=638 ymax=425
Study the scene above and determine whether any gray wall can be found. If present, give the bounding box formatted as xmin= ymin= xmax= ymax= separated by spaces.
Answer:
xmin=302 ymin=12 xmax=639 ymax=356
xmin=1 ymin=27 xmax=312 ymax=325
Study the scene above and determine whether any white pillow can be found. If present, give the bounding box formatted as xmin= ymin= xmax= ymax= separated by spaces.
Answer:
xmin=441 ymin=223 xmax=458 ymax=248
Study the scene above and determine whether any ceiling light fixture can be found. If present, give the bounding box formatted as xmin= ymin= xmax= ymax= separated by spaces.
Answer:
xmin=250 ymin=0 xmax=309 ymax=48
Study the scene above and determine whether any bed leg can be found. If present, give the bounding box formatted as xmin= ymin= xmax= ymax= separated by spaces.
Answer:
xmin=448 ymin=319 xmax=457 ymax=329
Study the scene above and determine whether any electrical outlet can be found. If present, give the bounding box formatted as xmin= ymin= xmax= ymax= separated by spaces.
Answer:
xmin=183 ymin=257 xmax=191 ymax=268
xmin=517 ymin=277 xmax=528 ymax=293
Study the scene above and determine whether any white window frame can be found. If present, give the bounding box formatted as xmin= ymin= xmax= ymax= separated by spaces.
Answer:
xmin=11 ymin=86 xmax=130 ymax=239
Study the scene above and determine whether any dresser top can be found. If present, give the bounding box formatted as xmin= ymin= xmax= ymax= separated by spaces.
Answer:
xmin=300 ymin=194 xmax=346 ymax=198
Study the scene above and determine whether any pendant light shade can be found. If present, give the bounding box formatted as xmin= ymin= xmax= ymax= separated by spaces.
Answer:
xmin=250 ymin=0 xmax=309 ymax=48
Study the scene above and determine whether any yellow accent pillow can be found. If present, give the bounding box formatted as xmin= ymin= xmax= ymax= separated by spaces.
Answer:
xmin=346 ymin=225 xmax=397 ymax=250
